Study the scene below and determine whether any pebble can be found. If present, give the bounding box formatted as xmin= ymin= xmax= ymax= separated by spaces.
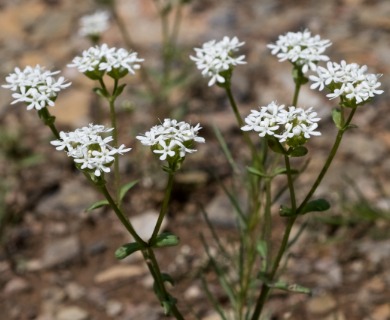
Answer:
xmin=94 ymin=264 xmax=146 ymax=283
xmin=56 ymin=306 xmax=90 ymax=320
xmin=371 ymin=304 xmax=390 ymax=320
xmin=3 ymin=277 xmax=32 ymax=295
xmin=64 ymin=282 xmax=86 ymax=300
xmin=307 ymin=294 xmax=337 ymax=314
xmin=105 ymin=299 xmax=123 ymax=317
xmin=204 ymin=193 xmax=241 ymax=228
xmin=42 ymin=235 xmax=82 ymax=268
xmin=126 ymin=210 xmax=168 ymax=242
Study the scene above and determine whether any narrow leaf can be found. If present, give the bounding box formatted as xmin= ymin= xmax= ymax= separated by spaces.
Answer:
xmin=288 ymin=146 xmax=308 ymax=157
xmin=269 ymin=280 xmax=311 ymax=295
xmin=279 ymin=205 xmax=294 ymax=217
xmin=267 ymin=138 xmax=285 ymax=154
xmin=152 ymin=232 xmax=180 ymax=248
xmin=119 ymin=180 xmax=139 ymax=202
xmin=247 ymin=166 xmax=268 ymax=177
xmin=115 ymin=242 xmax=143 ymax=259
xmin=86 ymin=199 xmax=109 ymax=212
xmin=332 ymin=108 xmax=343 ymax=129
xmin=300 ymin=199 xmax=330 ymax=215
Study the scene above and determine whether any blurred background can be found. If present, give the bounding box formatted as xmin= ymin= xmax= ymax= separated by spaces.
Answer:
xmin=0 ymin=0 xmax=389 ymax=319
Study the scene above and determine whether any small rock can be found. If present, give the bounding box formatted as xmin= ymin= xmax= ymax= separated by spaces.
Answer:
xmin=94 ymin=265 xmax=146 ymax=283
xmin=365 ymin=276 xmax=386 ymax=294
xmin=204 ymin=193 xmax=241 ymax=228
xmin=65 ymin=282 xmax=86 ymax=300
xmin=56 ymin=306 xmax=90 ymax=320
xmin=371 ymin=304 xmax=390 ymax=320
xmin=122 ymin=304 xmax=161 ymax=320
xmin=3 ymin=277 xmax=31 ymax=295
xmin=105 ymin=300 xmax=123 ymax=317
xmin=127 ymin=210 xmax=168 ymax=242
xmin=307 ymin=294 xmax=337 ymax=314
xmin=42 ymin=287 xmax=67 ymax=304
xmin=184 ymin=284 xmax=202 ymax=300
xmin=42 ymin=235 xmax=82 ymax=268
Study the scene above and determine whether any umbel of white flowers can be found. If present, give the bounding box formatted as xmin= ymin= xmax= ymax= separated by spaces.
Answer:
xmin=309 ymin=60 xmax=384 ymax=106
xmin=241 ymin=101 xmax=321 ymax=147
xmin=68 ymin=44 xmax=144 ymax=80
xmin=136 ymin=119 xmax=205 ymax=162
xmin=267 ymin=29 xmax=332 ymax=73
xmin=78 ymin=11 xmax=110 ymax=38
xmin=190 ymin=36 xmax=246 ymax=86
xmin=2 ymin=65 xmax=71 ymax=111
xmin=51 ymin=124 xmax=131 ymax=177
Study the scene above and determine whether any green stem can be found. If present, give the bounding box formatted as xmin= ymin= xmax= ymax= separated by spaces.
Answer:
xmin=250 ymin=216 xmax=296 ymax=320
xmin=110 ymin=1 xmax=159 ymax=104
xmin=224 ymin=86 xmax=258 ymax=162
xmin=251 ymin=107 xmax=357 ymax=319
xmin=143 ymin=248 xmax=185 ymax=320
xmin=99 ymin=183 xmax=147 ymax=246
xmin=297 ymin=107 xmax=357 ymax=213
xmin=105 ymin=78 xmax=121 ymax=205
xmin=149 ymin=171 xmax=175 ymax=244
xmin=38 ymin=108 xmax=60 ymax=139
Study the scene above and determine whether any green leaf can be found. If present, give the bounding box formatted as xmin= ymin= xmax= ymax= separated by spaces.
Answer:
xmin=279 ymin=205 xmax=294 ymax=217
xmin=86 ymin=199 xmax=109 ymax=212
xmin=273 ymin=167 xmax=299 ymax=176
xmin=300 ymin=199 xmax=330 ymax=215
xmin=267 ymin=138 xmax=285 ymax=154
xmin=332 ymin=108 xmax=343 ymax=129
xmin=119 ymin=180 xmax=139 ymax=202
xmin=93 ymin=87 xmax=109 ymax=98
xmin=115 ymin=242 xmax=143 ymax=259
xmin=288 ymin=146 xmax=308 ymax=157
xmin=114 ymin=83 xmax=127 ymax=98
xmin=269 ymin=280 xmax=311 ymax=295
xmin=247 ymin=166 xmax=267 ymax=177
xmin=161 ymin=273 xmax=175 ymax=286
xmin=153 ymin=232 xmax=180 ymax=248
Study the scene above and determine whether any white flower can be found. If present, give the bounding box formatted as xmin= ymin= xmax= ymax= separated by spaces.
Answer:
xmin=51 ymin=124 xmax=131 ymax=177
xmin=79 ymin=11 xmax=110 ymax=38
xmin=309 ymin=60 xmax=384 ymax=105
xmin=268 ymin=29 xmax=331 ymax=73
xmin=68 ymin=44 xmax=144 ymax=78
xmin=2 ymin=65 xmax=71 ymax=110
xmin=136 ymin=119 xmax=205 ymax=161
xmin=242 ymin=102 xmax=321 ymax=147
xmin=190 ymin=36 xmax=246 ymax=86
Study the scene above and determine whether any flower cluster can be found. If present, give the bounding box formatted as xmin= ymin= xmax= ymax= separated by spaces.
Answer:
xmin=51 ymin=124 xmax=131 ymax=177
xmin=2 ymin=65 xmax=71 ymax=111
xmin=190 ymin=36 xmax=246 ymax=86
xmin=309 ymin=60 xmax=383 ymax=106
xmin=241 ymin=102 xmax=321 ymax=147
xmin=68 ymin=44 xmax=144 ymax=80
xmin=136 ymin=119 xmax=205 ymax=162
xmin=78 ymin=11 xmax=110 ymax=38
xmin=268 ymin=29 xmax=331 ymax=73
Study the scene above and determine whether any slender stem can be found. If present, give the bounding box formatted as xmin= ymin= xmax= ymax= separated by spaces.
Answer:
xmin=251 ymin=76 xmax=303 ymax=320
xmin=149 ymin=171 xmax=175 ymax=243
xmin=251 ymin=216 xmax=296 ymax=320
xmin=225 ymin=86 xmax=258 ymax=160
xmin=110 ymin=0 xmax=160 ymax=104
xmin=106 ymin=78 xmax=121 ymax=204
xmin=99 ymin=184 xmax=147 ymax=246
xmin=144 ymin=247 xmax=185 ymax=320
xmin=38 ymin=108 xmax=60 ymax=139
xmin=297 ymin=107 xmax=357 ymax=213
xmin=292 ymin=81 xmax=301 ymax=106
xmin=284 ymin=153 xmax=297 ymax=211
